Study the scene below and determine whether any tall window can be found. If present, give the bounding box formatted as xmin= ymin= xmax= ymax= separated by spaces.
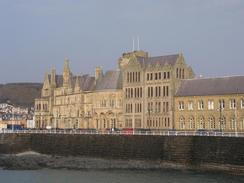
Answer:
xmin=219 ymin=99 xmax=225 ymax=109
xmin=188 ymin=101 xmax=193 ymax=110
xmin=178 ymin=101 xmax=184 ymax=110
xmin=189 ymin=117 xmax=195 ymax=129
xmin=230 ymin=99 xmax=236 ymax=109
xmin=230 ymin=118 xmax=236 ymax=130
xmin=179 ymin=117 xmax=185 ymax=129
xmin=208 ymin=100 xmax=214 ymax=110
xmin=241 ymin=118 xmax=244 ymax=130
xmin=241 ymin=99 xmax=244 ymax=109
xmin=209 ymin=116 xmax=215 ymax=129
xmin=219 ymin=116 xmax=226 ymax=130
xmin=199 ymin=116 xmax=205 ymax=129
xmin=198 ymin=100 xmax=204 ymax=110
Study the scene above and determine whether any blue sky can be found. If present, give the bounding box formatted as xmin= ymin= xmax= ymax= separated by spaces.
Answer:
xmin=0 ymin=0 xmax=243 ymax=83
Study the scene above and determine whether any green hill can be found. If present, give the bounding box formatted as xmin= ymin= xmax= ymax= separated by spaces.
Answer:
xmin=0 ymin=83 xmax=42 ymax=108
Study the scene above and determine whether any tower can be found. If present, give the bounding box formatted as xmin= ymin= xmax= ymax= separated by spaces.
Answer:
xmin=51 ymin=67 xmax=56 ymax=88
xmin=95 ymin=67 xmax=103 ymax=81
xmin=63 ymin=58 xmax=72 ymax=88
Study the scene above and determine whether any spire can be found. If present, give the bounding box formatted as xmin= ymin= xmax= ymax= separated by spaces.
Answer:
xmin=43 ymin=71 xmax=50 ymax=88
xmin=51 ymin=67 xmax=56 ymax=88
xmin=63 ymin=57 xmax=72 ymax=88
xmin=74 ymin=76 xmax=80 ymax=92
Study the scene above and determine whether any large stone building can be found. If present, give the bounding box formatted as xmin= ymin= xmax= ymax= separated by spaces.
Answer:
xmin=35 ymin=51 xmax=194 ymax=130
xmin=175 ymin=76 xmax=244 ymax=132
xmin=35 ymin=50 xmax=244 ymax=132
xmin=35 ymin=58 xmax=123 ymax=129
xmin=119 ymin=51 xmax=194 ymax=130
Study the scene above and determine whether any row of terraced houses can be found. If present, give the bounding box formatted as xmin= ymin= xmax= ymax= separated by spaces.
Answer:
xmin=34 ymin=50 xmax=244 ymax=132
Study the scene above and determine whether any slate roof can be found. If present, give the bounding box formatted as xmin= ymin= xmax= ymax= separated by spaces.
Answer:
xmin=176 ymin=76 xmax=244 ymax=97
xmin=76 ymin=75 xmax=95 ymax=91
xmin=48 ymin=70 xmax=121 ymax=92
xmin=137 ymin=54 xmax=179 ymax=67
xmin=95 ymin=70 xmax=122 ymax=91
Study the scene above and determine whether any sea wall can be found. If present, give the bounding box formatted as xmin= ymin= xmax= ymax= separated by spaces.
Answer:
xmin=0 ymin=133 xmax=244 ymax=167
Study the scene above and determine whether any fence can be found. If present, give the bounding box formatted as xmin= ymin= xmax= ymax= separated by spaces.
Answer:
xmin=1 ymin=129 xmax=244 ymax=138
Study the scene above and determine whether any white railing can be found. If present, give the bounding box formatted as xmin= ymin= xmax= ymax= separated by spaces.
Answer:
xmin=1 ymin=129 xmax=244 ymax=138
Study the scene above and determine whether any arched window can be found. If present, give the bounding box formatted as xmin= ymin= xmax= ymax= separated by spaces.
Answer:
xmin=189 ymin=116 xmax=195 ymax=129
xmin=230 ymin=117 xmax=236 ymax=130
xmin=219 ymin=116 xmax=226 ymax=130
xmin=209 ymin=116 xmax=215 ymax=129
xmin=199 ymin=116 xmax=205 ymax=129
xmin=179 ymin=116 xmax=185 ymax=129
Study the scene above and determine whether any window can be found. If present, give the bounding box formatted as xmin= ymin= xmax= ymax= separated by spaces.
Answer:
xmin=179 ymin=117 xmax=185 ymax=129
xmin=178 ymin=101 xmax=184 ymax=110
xmin=188 ymin=101 xmax=193 ymax=110
xmin=189 ymin=117 xmax=195 ymax=129
xmin=219 ymin=116 xmax=226 ymax=130
xmin=230 ymin=99 xmax=236 ymax=109
xmin=241 ymin=99 xmax=244 ymax=109
xmin=219 ymin=99 xmax=225 ymax=109
xmin=155 ymin=73 xmax=158 ymax=80
xmin=198 ymin=100 xmax=204 ymax=110
xmin=209 ymin=116 xmax=215 ymax=129
xmin=158 ymin=72 xmax=161 ymax=80
xmin=241 ymin=118 xmax=244 ymax=130
xmin=167 ymin=72 xmax=170 ymax=79
xmin=230 ymin=118 xmax=236 ymax=130
xmin=208 ymin=100 xmax=214 ymax=110
xmin=199 ymin=116 xmax=205 ymax=129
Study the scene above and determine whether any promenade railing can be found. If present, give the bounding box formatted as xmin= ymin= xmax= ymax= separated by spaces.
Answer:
xmin=1 ymin=129 xmax=244 ymax=138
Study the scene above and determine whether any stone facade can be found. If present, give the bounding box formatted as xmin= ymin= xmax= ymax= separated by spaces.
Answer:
xmin=35 ymin=58 xmax=123 ymax=129
xmin=35 ymin=50 xmax=244 ymax=132
xmin=175 ymin=77 xmax=244 ymax=132
xmin=119 ymin=51 xmax=194 ymax=129
xmin=35 ymin=51 xmax=195 ymax=130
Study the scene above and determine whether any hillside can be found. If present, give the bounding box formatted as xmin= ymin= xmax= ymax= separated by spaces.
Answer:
xmin=0 ymin=83 xmax=42 ymax=108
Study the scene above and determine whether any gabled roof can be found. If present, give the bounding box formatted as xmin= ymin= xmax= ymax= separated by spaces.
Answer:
xmin=77 ymin=75 xmax=95 ymax=91
xmin=137 ymin=54 xmax=179 ymax=67
xmin=95 ymin=70 xmax=122 ymax=91
xmin=176 ymin=76 xmax=244 ymax=97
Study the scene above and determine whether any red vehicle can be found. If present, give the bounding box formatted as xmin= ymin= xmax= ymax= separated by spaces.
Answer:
xmin=122 ymin=128 xmax=134 ymax=135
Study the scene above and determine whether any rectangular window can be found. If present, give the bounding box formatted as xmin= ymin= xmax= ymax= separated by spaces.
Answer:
xmin=208 ymin=100 xmax=214 ymax=110
xmin=219 ymin=99 xmax=225 ymax=109
xmin=178 ymin=101 xmax=184 ymax=110
xmin=230 ymin=99 xmax=236 ymax=109
xmin=158 ymin=72 xmax=161 ymax=80
xmin=188 ymin=101 xmax=193 ymax=110
xmin=241 ymin=99 xmax=244 ymax=109
xmin=198 ymin=100 xmax=204 ymax=110
xmin=155 ymin=73 xmax=158 ymax=80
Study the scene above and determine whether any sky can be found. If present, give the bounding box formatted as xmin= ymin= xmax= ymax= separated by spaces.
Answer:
xmin=0 ymin=0 xmax=243 ymax=83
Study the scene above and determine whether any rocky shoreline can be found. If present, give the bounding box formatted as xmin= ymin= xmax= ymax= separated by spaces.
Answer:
xmin=0 ymin=151 xmax=244 ymax=175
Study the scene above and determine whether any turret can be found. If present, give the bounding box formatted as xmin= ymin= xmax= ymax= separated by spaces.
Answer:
xmin=51 ymin=67 xmax=56 ymax=88
xmin=95 ymin=67 xmax=103 ymax=81
xmin=63 ymin=58 xmax=72 ymax=88
xmin=74 ymin=76 xmax=81 ymax=93
xmin=42 ymin=72 xmax=50 ymax=97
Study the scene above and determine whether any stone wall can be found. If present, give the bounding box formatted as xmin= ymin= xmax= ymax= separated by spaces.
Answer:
xmin=0 ymin=134 xmax=244 ymax=167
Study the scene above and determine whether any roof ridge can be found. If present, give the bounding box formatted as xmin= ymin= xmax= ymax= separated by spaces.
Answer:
xmin=182 ymin=75 xmax=244 ymax=81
